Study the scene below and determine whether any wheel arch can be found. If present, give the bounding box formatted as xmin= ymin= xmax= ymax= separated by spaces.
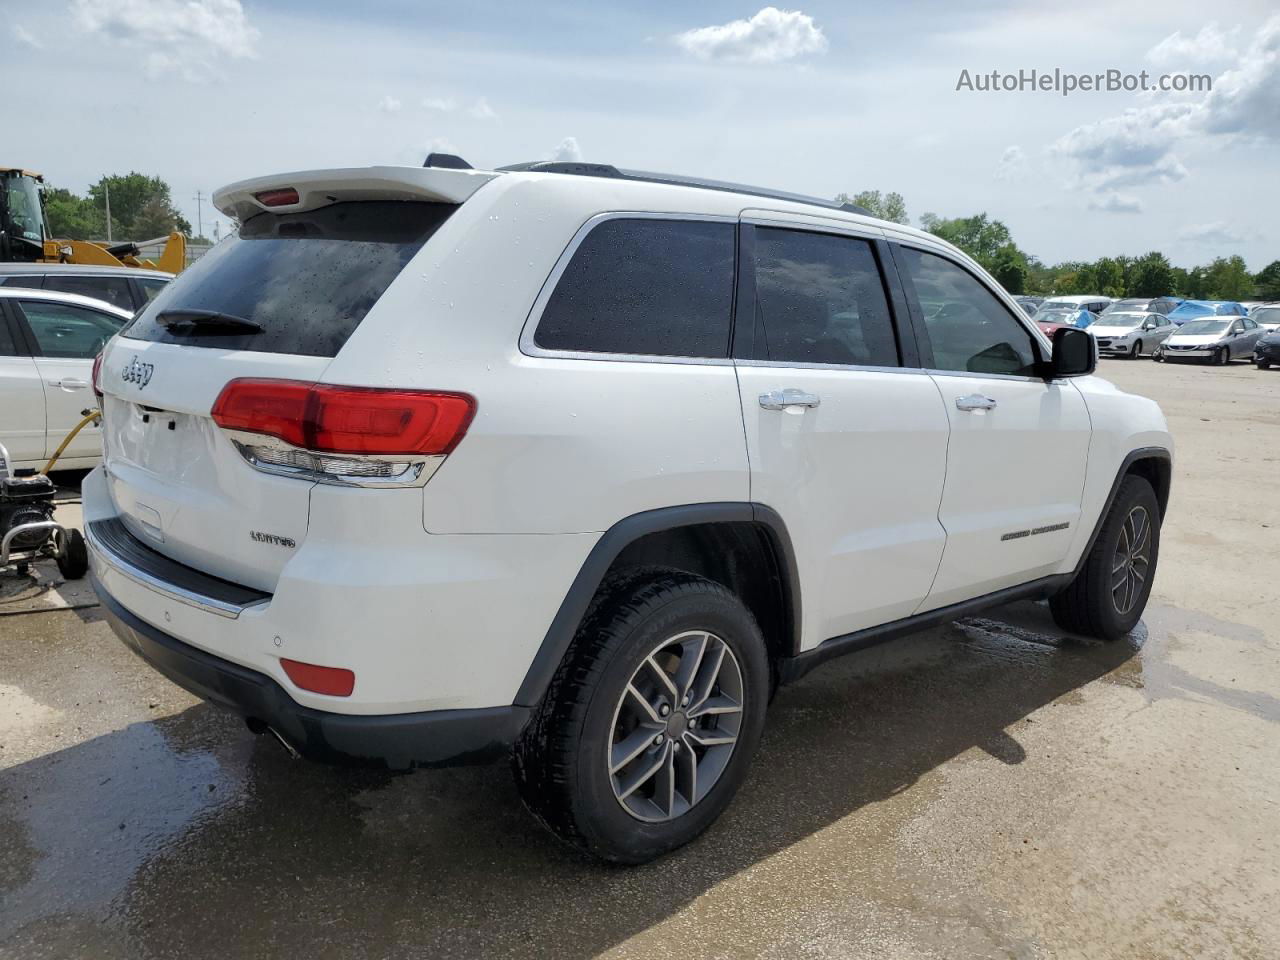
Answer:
xmin=1071 ymin=446 xmax=1172 ymax=580
xmin=513 ymin=503 xmax=801 ymax=708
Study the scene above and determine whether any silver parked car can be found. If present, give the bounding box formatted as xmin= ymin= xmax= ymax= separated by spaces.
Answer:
xmin=1089 ymin=311 xmax=1174 ymax=358
xmin=1155 ymin=316 xmax=1266 ymax=365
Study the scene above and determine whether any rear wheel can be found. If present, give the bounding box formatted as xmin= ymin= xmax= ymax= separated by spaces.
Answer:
xmin=1050 ymin=476 xmax=1160 ymax=641
xmin=57 ymin=529 xmax=89 ymax=580
xmin=514 ymin=568 xmax=769 ymax=863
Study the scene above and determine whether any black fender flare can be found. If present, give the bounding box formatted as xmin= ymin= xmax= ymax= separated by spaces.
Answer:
xmin=513 ymin=502 xmax=800 ymax=708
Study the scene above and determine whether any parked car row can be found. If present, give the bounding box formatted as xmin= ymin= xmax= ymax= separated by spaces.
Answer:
xmin=0 ymin=265 xmax=173 ymax=471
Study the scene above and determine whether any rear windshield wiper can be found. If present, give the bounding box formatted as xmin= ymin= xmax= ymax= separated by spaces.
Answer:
xmin=156 ymin=309 xmax=264 ymax=334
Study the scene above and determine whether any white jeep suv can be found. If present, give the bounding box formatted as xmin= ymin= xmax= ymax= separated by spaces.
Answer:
xmin=84 ymin=157 xmax=1172 ymax=863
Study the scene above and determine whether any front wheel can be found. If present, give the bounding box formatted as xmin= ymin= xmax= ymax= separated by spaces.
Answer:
xmin=1130 ymin=339 xmax=1143 ymax=358
xmin=1212 ymin=347 xmax=1228 ymax=366
xmin=1259 ymin=359 xmax=1273 ymax=370
xmin=514 ymin=568 xmax=769 ymax=863
xmin=1153 ymin=348 xmax=1164 ymax=362
xmin=1050 ymin=475 xmax=1160 ymax=641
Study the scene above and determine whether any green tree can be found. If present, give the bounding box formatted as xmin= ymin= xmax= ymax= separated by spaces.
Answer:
xmin=42 ymin=186 xmax=104 ymax=240
xmin=989 ymin=243 xmax=1028 ymax=294
xmin=1183 ymin=267 xmax=1210 ymax=299
xmin=87 ymin=172 xmax=191 ymax=238
xmin=1254 ymin=260 xmax=1280 ymax=300
xmin=131 ymin=196 xmax=185 ymax=238
xmin=1127 ymin=252 xmax=1176 ymax=298
xmin=1093 ymin=257 xmax=1125 ymax=297
xmin=922 ymin=212 xmax=1013 ymax=265
xmin=1203 ymin=256 xmax=1253 ymax=300
xmin=835 ymin=189 xmax=909 ymax=225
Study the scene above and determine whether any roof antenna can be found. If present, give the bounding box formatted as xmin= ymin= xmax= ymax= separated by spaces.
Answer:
xmin=424 ymin=153 xmax=473 ymax=170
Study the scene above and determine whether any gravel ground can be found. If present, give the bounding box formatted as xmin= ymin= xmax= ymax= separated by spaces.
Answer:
xmin=1 ymin=358 xmax=1277 ymax=959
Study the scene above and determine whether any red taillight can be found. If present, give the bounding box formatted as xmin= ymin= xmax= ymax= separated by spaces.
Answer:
xmin=255 ymin=187 xmax=299 ymax=207
xmin=91 ymin=352 xmax=104 ymax=398
xmin=211 ymin=379 xmax=475 ymax=456
xmin=280 ymin=658 xmax=355 ymax=697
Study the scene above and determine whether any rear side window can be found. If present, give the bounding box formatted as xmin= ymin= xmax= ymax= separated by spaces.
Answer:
xmin=16 ymin=300 xmax=122 ymax=358
xmin=534 ymin=218 xmax=734 ymax=358
xmin=900 ymin=247 xmax=1040 ymax=377
xmin=752 ymin=227 xmax=898 ymax=367
xmin=122 ymin=201 xmax=455 ymax=357
xmin=135 ymin=277 xmax=169 ymax=304
xmin=43 ymin=275 xmax=134 ymax=311
xmin=0 ymin=276 xmax=43 ymax=289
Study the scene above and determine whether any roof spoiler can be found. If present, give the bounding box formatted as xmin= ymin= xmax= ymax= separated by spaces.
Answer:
xmin=214 ymin=165 xmax=497 ymax=220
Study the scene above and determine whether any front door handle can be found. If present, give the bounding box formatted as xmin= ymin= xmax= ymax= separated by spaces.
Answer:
xmin=759 ymin=388 xmax=821 ymax=411
xmin=955 ymin=393 xmax=997 ymax=412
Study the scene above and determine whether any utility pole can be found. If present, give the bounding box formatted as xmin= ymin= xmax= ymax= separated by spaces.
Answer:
xmin=193 ymin=190 xmax=205 ymax=240
xmin=104 ymin=181 xmax=112 ymax=242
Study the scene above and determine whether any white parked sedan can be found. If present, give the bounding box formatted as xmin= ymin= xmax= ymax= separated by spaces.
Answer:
xmin=1156 ymin=316 xmax=1266 ymax=365
xmin=0 ymin=287 xmax=130 ymax=471
xmin=1089 ymin=311 xmax=1174 ymax=358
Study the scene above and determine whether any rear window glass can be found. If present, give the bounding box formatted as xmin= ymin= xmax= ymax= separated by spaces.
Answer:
xmin=534 ymin=218 xmax=735 ymax=358
xmin=121 ymin=201 xmax=455 ymax=357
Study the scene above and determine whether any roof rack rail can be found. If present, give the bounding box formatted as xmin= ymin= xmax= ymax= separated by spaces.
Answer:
xmin=492 ymin=159 xmax=874 ymax=217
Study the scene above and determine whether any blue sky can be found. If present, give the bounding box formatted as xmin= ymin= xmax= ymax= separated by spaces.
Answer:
xmin=9 ymin=1 xmax=1279 ymax=269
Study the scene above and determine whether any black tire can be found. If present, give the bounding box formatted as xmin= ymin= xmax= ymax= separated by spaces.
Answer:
xmin=1153 ymin=348 xmax=1164 ymax=362
xmin=1050 ymin=476 xmax=1160 ymax=641
xmin=57 ymin=528 xmax=89 ymax=580
xmin=513 ymin=567 xmax=770 ymax=863
xmin=1259 ymin=359 xmax=1272 ymax=370
xmin=1131 ymin=339 xmax=1142 ymax=358
xmin=1212 ymin=347 xmax=1228 ymax=366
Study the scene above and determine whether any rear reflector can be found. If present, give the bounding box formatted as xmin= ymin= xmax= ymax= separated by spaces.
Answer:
xmin=255 ymin=188 xmax=299 ymax=207
xmin=280 ymin=658 xmax=355 ymax=697
xmin=211 ymin=379 xmax=475 ymax=456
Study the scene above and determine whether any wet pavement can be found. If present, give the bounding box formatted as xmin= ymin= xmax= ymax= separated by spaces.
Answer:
xmin=2 ymin=362 xmax=1278 ymax=959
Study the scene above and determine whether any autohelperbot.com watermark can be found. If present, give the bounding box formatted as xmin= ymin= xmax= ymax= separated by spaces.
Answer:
xmin=955 ymin=68 xmax=1212 ymax=96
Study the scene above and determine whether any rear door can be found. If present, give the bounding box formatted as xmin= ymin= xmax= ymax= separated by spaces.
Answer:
xmin=11 ymin=298 xmax=120 ymax=460
xmin=894 ymin=243 xmax=1092 ymax=609
xmin=0 ymin=303 xmax=45 ymax=465
xmin=733 ymin=214 xmax=950 ymax=648
xmin=99 ymin=199 xmax=458 ymax=592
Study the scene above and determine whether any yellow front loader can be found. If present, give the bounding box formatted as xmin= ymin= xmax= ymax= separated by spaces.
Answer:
xmin=1 ymin=167 xmax=186 ymax=273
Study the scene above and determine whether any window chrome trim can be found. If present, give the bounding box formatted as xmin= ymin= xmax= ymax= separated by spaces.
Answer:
xmin=518 ymin=211 xmax=739 ymax=366
xmin=734 ymin=358 xmax=926 ymax=376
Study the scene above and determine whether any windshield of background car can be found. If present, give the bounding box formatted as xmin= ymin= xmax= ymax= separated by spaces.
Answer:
xmin=1101 ymin=300 xmax=1144 ymax=314
xmin=1253 ymin=307 xmax=1280 ymax=325
xmin=1041 ymin=300 xmax=1082 ymax=310
xmin=1177 ymin=320 xmax=1228 ymax=335
xmin=1094 ymin=313 xmax=1145 ymax=326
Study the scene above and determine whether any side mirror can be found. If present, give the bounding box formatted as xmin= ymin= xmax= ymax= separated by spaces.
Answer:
xmin=1047 ymin=327 xmax=1096 ymax=378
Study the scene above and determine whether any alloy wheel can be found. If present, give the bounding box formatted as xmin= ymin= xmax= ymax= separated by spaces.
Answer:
xmin=607 ymin=630 xmax=744 ymax=823
xmin=1111 ymin=506 xmax=1151 ymax=616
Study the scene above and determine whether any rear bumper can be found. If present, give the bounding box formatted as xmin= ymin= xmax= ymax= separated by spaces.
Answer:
xmin=95 ymin=580 xmax=529 ymax=769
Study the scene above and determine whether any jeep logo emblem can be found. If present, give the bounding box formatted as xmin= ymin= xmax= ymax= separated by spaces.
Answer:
xmin=121 ymin=356 xmax=154 ymax=389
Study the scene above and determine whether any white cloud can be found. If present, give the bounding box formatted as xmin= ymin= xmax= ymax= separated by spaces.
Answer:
xmin=1054 ymin=16 xmax=1280 ymax=195
xmin=72 ymin=0 xmax=258 ymax=79
xmin=1146 ymin=22 xmax=1240 ymax=66
xmin=12 ymin=24 xmax=42 ymax=50
xmin=422 ymin=97 xmax=458 ymax=112
xmin=1088 ymin=193 xmax=1143 ymax=214
xmin=378 ymin=95 xmax=402 ymax=114
xmin=551 ymin=137 xmax=582 ymax=162
xmin=994 ymin=145 xmax=1026 ymax=181
xmin=674 ymin=7 xmax=828 ymax=63
xmin=1176 ymin=221 xmax=1244 ymax=245
xmin=468 ymin=97 xmax=497 ymax=120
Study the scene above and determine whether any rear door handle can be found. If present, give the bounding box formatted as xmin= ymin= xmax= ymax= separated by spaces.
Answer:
xmin=955 ymin=394 xmax=997 ymax=412
xmin=759 ymin=388 xmax=821 ymax=411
